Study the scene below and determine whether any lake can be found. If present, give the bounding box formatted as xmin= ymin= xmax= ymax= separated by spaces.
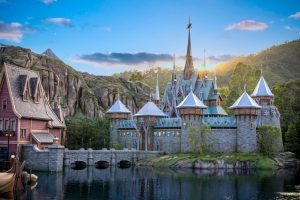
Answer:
xmin=15 ymin=167 xmax=300 ymax=200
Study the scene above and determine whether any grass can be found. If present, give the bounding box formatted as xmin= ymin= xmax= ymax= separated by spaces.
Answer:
xmin=140 ymin=153 xmax=278 ymax=170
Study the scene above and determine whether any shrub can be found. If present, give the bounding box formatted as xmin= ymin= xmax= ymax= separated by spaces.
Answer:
xmin=188 ymin=124 xmax=212 ymax=155
xmin=257 ymin=125 xmax=281 ymax=157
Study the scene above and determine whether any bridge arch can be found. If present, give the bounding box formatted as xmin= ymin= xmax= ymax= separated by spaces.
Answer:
xmin=118 ymin=160 xmax=131 ymax=168
xmin=95 ymin=160 xmax=110 ymax=169
xmin=71 ymin=161 xmax=87 ymax=170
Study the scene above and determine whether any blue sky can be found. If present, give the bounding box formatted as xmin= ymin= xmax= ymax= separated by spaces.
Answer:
xmin=0 ymin=0 xmax=299 ymax=75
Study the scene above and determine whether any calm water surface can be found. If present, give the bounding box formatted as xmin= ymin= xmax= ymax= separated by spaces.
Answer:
xmin=18 ymin=167 xmax=300 ymax=200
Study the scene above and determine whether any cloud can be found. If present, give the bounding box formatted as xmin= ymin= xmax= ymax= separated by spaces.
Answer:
xmin=0 ymin=21 xmax=34 ymax=42
xmin=225 ymin=20 xmax=268 ymax=31
xmin=289 ymin=12 xmax=300 ymax=19
xmin=41 ymin=0 xmax=56 ymax=5
xmin=208 ymin=54 xmax=234 ymax=62
xmin=44 ymin=18 xmax=72 ymax=27
xmin=71 ymin=52 xmax=173 ymax=66
xmin=284 ymin=25 xmax=292 ymax=31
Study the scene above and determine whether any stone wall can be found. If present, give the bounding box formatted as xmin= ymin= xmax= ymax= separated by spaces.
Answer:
xmin=22 ymin=144 xmax=64 ymax=172
xmin=237 ymin=116 xmax=257 ymax=152
xmin=204 ymin=129 xmax=237 ymax=153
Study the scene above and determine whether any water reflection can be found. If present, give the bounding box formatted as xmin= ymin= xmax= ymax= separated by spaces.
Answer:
xmin=23 ymin=167 xmax=299 ymax=200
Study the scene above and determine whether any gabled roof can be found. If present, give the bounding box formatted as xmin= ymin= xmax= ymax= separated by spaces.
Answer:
xmin=134 ymin=101 xmax=167 ymax=117
xmin=204 ymin=106 xmax=228 ymax=116
xmin=251 ymin=76 xmax=274 ymax=97
xmin=177 ymin=91 xmax=207 ymax=108
xmin=2 ymin=63 xmax=65 ymax=128
xmin=229 ymin=91 xmax=261 ymax=109
xmin=106 ymin=99 xmax=131 ymax=114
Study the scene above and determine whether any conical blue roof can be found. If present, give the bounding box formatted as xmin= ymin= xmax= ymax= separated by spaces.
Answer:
xmin=134 ymin=102 xmax=167 ymax=117
xmin=251 ymin=76 xmax=274 ymax=97
xmin=229 ymin=92 xmax=261 ymax=109
xmin=177 ymin=91 xmax=207 ymax=109
xmin=106 ymin=99 xmax=131 ymax=114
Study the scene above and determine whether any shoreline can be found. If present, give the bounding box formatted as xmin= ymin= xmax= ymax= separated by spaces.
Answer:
xmin=136 ymin=152 xmax=300 ymax=170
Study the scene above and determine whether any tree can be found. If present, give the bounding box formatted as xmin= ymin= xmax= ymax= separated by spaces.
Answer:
xmin=188 ymin=124 xmax=212 ymax=154
xmin=65 ymin=111 xmax=110 ymax=150
xmin=257 ymin=125 xmax=282 ymax=157
xmin=284 ymin=123 xmax=299 ymax=153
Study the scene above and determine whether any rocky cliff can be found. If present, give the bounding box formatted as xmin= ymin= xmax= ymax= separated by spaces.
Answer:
xmin=0 ymin=44 xmax=150 ymax=118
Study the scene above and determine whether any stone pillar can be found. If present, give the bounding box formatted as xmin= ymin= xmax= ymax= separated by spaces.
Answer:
xmin=63 ymin=148 xmax=70 ymax=166
xmin=110 ymin=150 xmax=116 ymax=165
xmin=88 ymin=148 xmax=94 ymax=166
xmin=48 ymin=144 xmax=65 ymax=172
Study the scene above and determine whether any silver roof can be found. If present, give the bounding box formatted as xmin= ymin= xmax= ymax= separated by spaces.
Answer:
xmin=31 ymin=132 xmax=54 ymax=143
xmin=251 ymin=76 xmax=274 ymax=97
xmin=177 ymin=91 xmax=207 ymax=108
xmin=134 ymin=101 xmax=167 ymax=117
xmin=106 ymin=99 xmax=131 ymax=114
xmin=229 ymin=91 xmax=261 ymax=109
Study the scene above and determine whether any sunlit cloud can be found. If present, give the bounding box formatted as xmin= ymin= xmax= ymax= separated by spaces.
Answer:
xmin=41 ymin=0 xmax=56 ymax=5
xmin=0 ymin=21 xmax=35 ymax=42
xmin=289 ymin=12 xmax=300 ymax=19
xmin=208 ymin=54 xmax=234 ymax=62
xmin=44 ymin=18 xmax=72 ymax=27
xmin=225 ymin=20 xmax=268 ymax=31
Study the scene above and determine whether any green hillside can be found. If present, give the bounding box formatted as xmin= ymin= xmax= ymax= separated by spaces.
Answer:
xmin=214 ymin=39 xmax=300 ymax=87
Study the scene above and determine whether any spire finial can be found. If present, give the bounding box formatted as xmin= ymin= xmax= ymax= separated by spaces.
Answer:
xmin=117 ymin=88 xmax=120 ymax=99
xmin=244 ymin=83 xmax=247 ymax=92
xmin=214 ymin=73 xmax=218 ymax=91
xmin=203 ymin=49 xmax=207 ymax=75
xmin=187 ymin=16 xmax=192 ymax=30
xmin=149 ymin=92 xmax=152 ymax=101
xmin=260 ymin=64 xmax=263 ymax=76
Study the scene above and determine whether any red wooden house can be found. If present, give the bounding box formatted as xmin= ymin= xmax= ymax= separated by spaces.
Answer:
xmin=0 ymin=63 xmax=65 ymax=160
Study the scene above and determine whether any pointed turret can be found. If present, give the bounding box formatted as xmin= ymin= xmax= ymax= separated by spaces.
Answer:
xmin=184 ymin=16 xmax=194 ymax=80
xmin=106 ymin=95 xmax=131 ymax=119
xmin=214 ymin=74 xmax=218 ymax=93
xmin=154 ymin=73 xmax=160 ymax=106
xmin=172 ymin=54 xmax=177 ymax=84
xmin=251 ymin=67 xmax=274 ymax=106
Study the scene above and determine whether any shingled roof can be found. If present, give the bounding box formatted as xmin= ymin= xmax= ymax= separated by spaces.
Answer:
xmin=251 ymin=76 xmax=274 ymax=97
xmin=106 ymin=99 xmax=131 ymax=114
xmin=229 ymin=91 xmax=261 ymax=109
xmin=177 ymin=91 xmax=207 ymax=109
xmin=134 ymin=102 xmax=167 ymax=117
xmin=2 ymin=63 xmax=65 ymax=128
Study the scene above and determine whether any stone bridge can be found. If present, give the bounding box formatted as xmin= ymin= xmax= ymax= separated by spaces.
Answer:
xmin=64 ymin=148 xmax=160 ymax=166
xmin=22 ymin=144 xmax=161 ymax=171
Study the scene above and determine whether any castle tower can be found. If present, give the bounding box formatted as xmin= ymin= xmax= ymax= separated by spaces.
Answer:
xmin=154 ymin=74 xmax=160 ymax=107
xmin=229 ymin=91 xmax=261 ymax=152
xmin=177 ymin=90 xmax=207 ymax=152
xmin=134 ymin=101 xmax=167 ymax=151
xmin=184 ymin=17 xmax=195 ymax=80
xmin=106 ymin=96 xmax=131 ymax=143
xmin=172 ymin=54 xmax=177 ymax=84
xmin=251 ymin=72 xmax=281 ymax=128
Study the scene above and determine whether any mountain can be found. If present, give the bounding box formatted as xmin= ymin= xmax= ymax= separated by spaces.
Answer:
xmin=0 ymin=44 xmax=150 ymax=118
xmin=42 ymin=48 xmax=61 ymax=61
xmin=213 ymin=39 xmax=300 ymax=87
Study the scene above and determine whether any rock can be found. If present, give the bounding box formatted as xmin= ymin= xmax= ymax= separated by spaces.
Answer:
xmin=173 ymin=160 xmax=193 ymax=168
xmin=274 ymin=152 xmax=300 ymax=168
xmin=0 ymin=45 xmax=150 ymax=119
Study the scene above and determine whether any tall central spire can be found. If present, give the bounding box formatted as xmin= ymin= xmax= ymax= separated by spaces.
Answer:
xmin=184 ymin=16 xmax=194 ymax=80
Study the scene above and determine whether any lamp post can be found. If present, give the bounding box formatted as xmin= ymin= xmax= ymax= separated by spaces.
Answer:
xmin=5 ymin=132 xmax=14 ymax=161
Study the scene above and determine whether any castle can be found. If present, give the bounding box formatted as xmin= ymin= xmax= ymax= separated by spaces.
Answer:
xmin=107 ymin=19 xmax=283 ymax=153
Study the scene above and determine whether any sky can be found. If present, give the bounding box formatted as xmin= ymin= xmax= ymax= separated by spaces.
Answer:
xmin=0 ymin=0 xmax=299 ymax=75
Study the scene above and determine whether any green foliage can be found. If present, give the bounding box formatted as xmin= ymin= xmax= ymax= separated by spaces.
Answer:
xmin=188 ymin=124 xmax=212 ymax=154
xmin=65 ymin=110 xmax=110 ymax=149
xmin=214 ymin=39 xmax=300 ymax=87
xmin=273 ymin=79 xmax=300 ymax=156
xmin=129 ymin=71 xmax=144 ymax=81
xmin=284 ymin=123 xmax=300 ymax=153
xmin=257 ymin=125 xmax=282 ymax=157
xmin=110 ymin=142 xmax=122 ymax=150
